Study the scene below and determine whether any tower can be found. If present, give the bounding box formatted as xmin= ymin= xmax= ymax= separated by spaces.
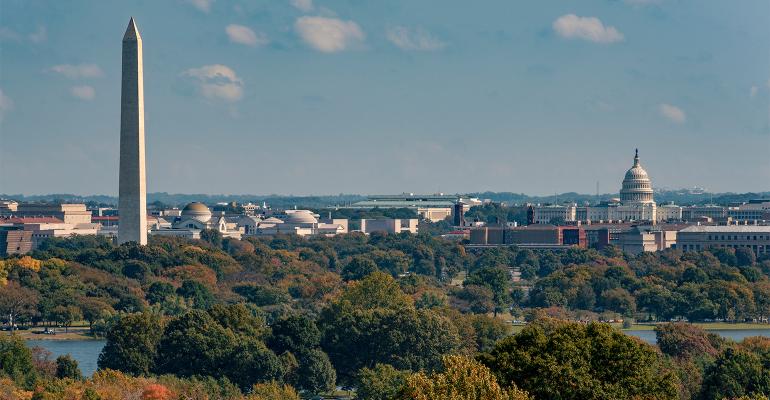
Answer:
xmin=118 ymin=17 xmax=147 ymax=245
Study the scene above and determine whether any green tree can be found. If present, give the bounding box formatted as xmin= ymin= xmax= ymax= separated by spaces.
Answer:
xmin=154 ymin=309 xmax=237 ymax=378
xmin=357 ymin=364 xmax=410 ymax=400
xmin=0 ymin=334 xmax=37 ymax=389
xmin=342 ymin=256 xmax=379 ymax=281
xmin=480 ymin=319 xmax=679 ymax=400
xmin=176 ymin=279 xmax=215 ymax=309
xmin=319 ymin=273 xmax=460 ymax=384
xmin=736 ymin=247 xmax=757 ymax=267
xmin=51 ymin=304 xmax=82 ymax=333
xmin=655 ymin=322 xmax=723 ymax=359
xmin=465 ymin=266 xmax=511 ymax=316
xmin=200 ymin=229 xmax=223 ymax=248
xmin=228 ymin=337 xmax=285 ymax=390
xmin=268 ymin=314 xmax=321 ymax=355
xmin=79 ymin=297 xmax=113 ymax=330
xmin=146 ymin=281 xmax=175 ymax=305
xmin=700 ymin=347 xmax=770 ymax=400
xmin=456 ymin=285 xmax=495 ymax=314
xmin=294 ymin=349 xmax=336 ymax=394
xmin=55 ymin=354 xmax=83 ymax=380
xmin=0 ymin=282 xmax=38 ymax=331
xmin=98 ymin=312 xmax=164 ymax=375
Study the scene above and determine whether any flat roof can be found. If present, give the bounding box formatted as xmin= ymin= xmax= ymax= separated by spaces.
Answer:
xmin=680 ymin=225 xmax=770 ymax=233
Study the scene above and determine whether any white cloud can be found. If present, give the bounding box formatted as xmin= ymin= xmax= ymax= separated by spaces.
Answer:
xmin=290 ymin=0 xmax=313 ymax=12
xmin=659 ymin=103 xmax=686 ymax=124
xmin=185 ymin=0 xmax=214 ymax=12
xmin=553 ymin=14 xmax=624 ymax=44
xmin=295 ymin=16 xmax=365 ymax=53
xmin=182 ymin=64 xmax=243 ymax=102
xmin=386 ymin=26 xmax=446 ymax=51
xmin=70 ymin=85 xmax=96 ymax=100
xmin=0 ymin=88 xmax=13 ymax=122
xmin=49 ymin=64 xmax=104 ymax=79
xmin=225 ymin=24 xmax=268 ymax=47
xmin=28 ymin=26 xmax=46 ymax=43
xmin=750 ymin=86 xmax=759 ymax=98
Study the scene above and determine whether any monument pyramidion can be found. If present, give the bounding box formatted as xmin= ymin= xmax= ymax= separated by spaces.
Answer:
xmin=118 ymin=17 xmax=147 ymax=245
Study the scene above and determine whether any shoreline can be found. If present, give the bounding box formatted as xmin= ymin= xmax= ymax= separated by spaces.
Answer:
xmin=4 ymin=327 xmax=104 ymax=341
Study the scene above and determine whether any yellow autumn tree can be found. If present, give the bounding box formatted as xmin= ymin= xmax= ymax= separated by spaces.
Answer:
xmin=400 ymin=355 xmax=530 ymax=400
xmin=13 ymin=256 xmax=42 ymax=272
xmin=0 ymin=260 xmax=8 ymax=286
xmin=246 ymin=381 xmax=300 ymax=400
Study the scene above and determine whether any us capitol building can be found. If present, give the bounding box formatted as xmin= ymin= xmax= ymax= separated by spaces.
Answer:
xmin=532 ymin=149 xmax=658 ymax=224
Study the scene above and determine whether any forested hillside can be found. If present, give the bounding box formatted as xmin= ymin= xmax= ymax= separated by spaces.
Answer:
xmin=2 ymin=232 xmax=770 ymax=399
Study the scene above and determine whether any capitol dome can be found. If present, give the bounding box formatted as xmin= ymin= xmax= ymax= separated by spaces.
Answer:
xmin=620 ymin=149 xmax=654 ymax=204
xmin=181 ymin=202 xmax=212 ymax=222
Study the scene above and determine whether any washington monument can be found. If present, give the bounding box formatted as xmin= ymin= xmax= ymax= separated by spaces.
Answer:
xmin=118 ymin=17 xmax=147 ymax=245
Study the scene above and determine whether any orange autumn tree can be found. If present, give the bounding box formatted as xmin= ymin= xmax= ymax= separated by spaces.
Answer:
xmin=142 ymin=383 xmax=173 ymax=400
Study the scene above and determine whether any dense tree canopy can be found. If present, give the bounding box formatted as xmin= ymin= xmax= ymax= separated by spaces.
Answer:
xmin=480 ymin=319 xmax=680 ymax=400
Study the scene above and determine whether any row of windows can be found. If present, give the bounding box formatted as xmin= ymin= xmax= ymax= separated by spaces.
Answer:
xmin=681 ymin=243 xmax=767 ymax=254
xmin=706 ymin=235 xmax=769 ymax=241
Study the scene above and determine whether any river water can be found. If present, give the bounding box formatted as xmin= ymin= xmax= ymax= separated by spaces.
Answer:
xmin=27 ymin=339 xmax=106 ymax=377
xmin=624 ymin=329 xmax=770 ymax=345
xmin=25 ymin=329 xmax=770 ymax=377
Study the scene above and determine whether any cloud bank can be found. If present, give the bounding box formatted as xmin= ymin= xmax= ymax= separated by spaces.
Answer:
xmin=226 ymin=24 xmax=268 ymax=47
xmin=295 ymin=16 xmax=364 ymax=53
xmin=386 ymin=26 xmax=446 ymax=51
xmin=182 ymin=64 xmax=243 ymax=102
xmin=659 ymin=103 xmax=686 ymax=123
xmin=49 ymin=64 xmax=104 ymax=79
xmin=553 ymin=14 xmax=624 ymax=44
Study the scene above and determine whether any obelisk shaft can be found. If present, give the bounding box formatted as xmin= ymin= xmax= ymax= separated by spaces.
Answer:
xmin=118 ymin=18 xmax=147 ymax=245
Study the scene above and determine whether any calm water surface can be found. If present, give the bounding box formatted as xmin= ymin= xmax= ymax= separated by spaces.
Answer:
xmin=625 ymin=329 xmax=770 ymax=344
xmin=27 ymin=340 xmax=105 ymax=377
xmin=25 ymin=329 xmax=770 ymax=377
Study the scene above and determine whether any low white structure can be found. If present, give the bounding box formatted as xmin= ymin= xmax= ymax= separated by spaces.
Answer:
xmin=241 ymin=210 xmax=347 ymax=237
xmin=0 ymin=217 xmax=101 ymax=249
xmin=360 ymin=219 xmax=419 ymax=234
xmin=150 ymin=202 xmax=243 ymax=239
xmin=618 ymin=227 xmax=677 ymax=255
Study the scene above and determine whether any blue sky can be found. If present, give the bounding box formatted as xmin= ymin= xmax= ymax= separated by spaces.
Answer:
xmin=1 ymin=0 xmax=768 ymax=196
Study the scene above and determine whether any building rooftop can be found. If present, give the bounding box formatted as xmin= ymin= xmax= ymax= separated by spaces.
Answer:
xmin=0 ymin=217 xmax=64 ymax=224
xmin=348 ymin=200 xmax=455 ymax=208
xmin=680 ymin=225 xmax=770 ymax=233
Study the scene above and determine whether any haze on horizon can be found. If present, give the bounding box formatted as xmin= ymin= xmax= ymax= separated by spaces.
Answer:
xmin=1 ymin=0 xmax=769 ymax=197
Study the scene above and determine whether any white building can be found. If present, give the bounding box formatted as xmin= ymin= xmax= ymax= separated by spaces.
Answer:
xmin=360 ymin=219 xmax=419 ymax=234
xmin=677 ymin=225 xmax=770 ymax=255
xmin=150 ymin=202 xmax=243 ymax=239
xmin=240 ymin=210 xmax=348 ymax=237
xmin=0 ymin=217 xmax=101 ymax=249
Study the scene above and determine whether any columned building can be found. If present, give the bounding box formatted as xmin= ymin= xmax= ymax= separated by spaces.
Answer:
xmin=533 ymin=149 xmax=657 ymax=224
